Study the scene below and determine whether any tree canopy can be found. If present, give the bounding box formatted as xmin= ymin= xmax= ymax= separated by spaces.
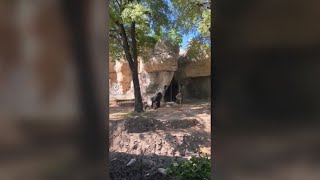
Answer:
xmin=170 ymin=0 xmax=211 ymax=60
xmin=170 ymin=0 xmax=211 ymax=36
xmin=109 ymin=0 xmax=183 ymax=62
xmin=109 ymin=0 xmax=211 ymax=62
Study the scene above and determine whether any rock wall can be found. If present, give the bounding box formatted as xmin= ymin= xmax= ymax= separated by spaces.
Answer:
xmin=109 ymin=61 xmax=116 ymax=93
xmin=139 ymin=70 xmax=175 ymax=100
xmin=109 ymin=59 xmax=135 ymax=98
xmin=138 ymin=39 xmax=179 ymax=101
xmin=108 ymin=39 xmax=212 ymax=102
xmin=175 ymin=52 xmax=211 ymax=79
xmin=182 ymin=76 xmax=211 ymax=101
xmin=175 ymin=48 xmax=211 ymax=101
xmin=109 ymin=39 xmax=179 ymax=101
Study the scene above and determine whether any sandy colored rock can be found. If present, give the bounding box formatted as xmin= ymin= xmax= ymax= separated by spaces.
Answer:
xmin=139 ymin=70 xmax=174 ymax=101
xmin=109 ymin=60 xmax=132 ymax=95
xmin=141 ymin=39 xmax=179 ymax=73
xmin=177 ymin=54 xmax=211 ymax=78
xmin=142 ymin=53 xmax=178 ymax=73
xmin=109 ymin=39 xmax=179 ymax=100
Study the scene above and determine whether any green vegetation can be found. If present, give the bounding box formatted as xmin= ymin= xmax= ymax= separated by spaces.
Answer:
xmin=170 ymin=0 xmax=211 ymax=36
xmin=165 ymin=154 xmax=211 ymax=180
xmin=170 ymin=0 xmax=211 ymax=60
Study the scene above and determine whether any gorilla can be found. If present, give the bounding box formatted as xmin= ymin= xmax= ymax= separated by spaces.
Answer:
xmin=144 ymin=92 xmax=163 ymax=110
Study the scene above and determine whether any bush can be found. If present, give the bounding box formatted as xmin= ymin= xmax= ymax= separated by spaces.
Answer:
xmin=165 ymin=154 xmax=211 ymax=180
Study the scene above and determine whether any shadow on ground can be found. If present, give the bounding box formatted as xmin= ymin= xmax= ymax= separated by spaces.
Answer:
xmin=109 ymin=151 xmax=187 ymax=180
xmin=109 ymin=116 xmax=210 ymax=157
xmin=109 ymin=101 xmax=211 ymax=179
xmin=124 ymin=117 xmax=199 ymax=133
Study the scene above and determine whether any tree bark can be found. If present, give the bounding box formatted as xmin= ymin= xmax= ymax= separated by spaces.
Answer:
xmin=118 ymin=22 xmax=144 ymax=112
xmin=130 ymin=21 xmax=144 ymax=112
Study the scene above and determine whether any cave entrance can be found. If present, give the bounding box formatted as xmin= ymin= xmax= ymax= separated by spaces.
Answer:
xmin=164 ymin=77 xmax=179 ymax=102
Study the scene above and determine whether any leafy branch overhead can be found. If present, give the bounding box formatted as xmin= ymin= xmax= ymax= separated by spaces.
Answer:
xmin=170 ymin=0 xmax=211 ymax=36
xmin=109 ymin=0 xmax=182 ymax=62
xmin=109 ymin=0 xmax=211 ymax=63
xmin=169 ymin=0 xmax=211 ymax=60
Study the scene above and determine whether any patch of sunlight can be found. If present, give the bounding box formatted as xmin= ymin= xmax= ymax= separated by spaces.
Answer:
xmin=199 ymin=146 xmax=211 ymax=155
xmin=110 ymin=112 xmax=130 ymax=117
xmin=190 ymin=107 xmax=202 ymax=110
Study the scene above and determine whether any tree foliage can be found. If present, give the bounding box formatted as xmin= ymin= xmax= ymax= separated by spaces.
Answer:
xmin=109 ymin=0 xmax=182 ymax=62
xmin=185 ymin=36 xmax=211 ymax=60
xmin=165 ymin=154 xmax=211 ymax=180
xmin=170 ymin=0 xmax=211 ymax=60
xmin=109 ymin=0 xmax=211 ymax=63
xmin=109 ymin=0 xmax=185 ymax=112
xmin=170 ymin=0 xmax=211 ymax=36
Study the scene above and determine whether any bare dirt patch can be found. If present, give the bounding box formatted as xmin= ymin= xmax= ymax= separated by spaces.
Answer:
xmin=109 ymin=100 xmax=211 ymax=179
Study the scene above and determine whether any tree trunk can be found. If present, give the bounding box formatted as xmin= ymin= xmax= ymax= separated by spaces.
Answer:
xmin=118 ymin=22 xmax=144 ymax=112
xmin=130 ymin=22 xmax=144 ymax=112
xmin=131 ymin=65 xmax=143 ymax=112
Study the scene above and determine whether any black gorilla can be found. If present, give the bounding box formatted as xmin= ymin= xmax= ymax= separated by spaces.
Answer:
xmin=145 ymin=92 xmax=163 ymax=110
xmin=152 ymin=92 xmax=163 ymax=109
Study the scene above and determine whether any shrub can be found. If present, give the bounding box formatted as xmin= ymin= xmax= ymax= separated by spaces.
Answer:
xmin=165 ymin=154 xmax=211 ymax=180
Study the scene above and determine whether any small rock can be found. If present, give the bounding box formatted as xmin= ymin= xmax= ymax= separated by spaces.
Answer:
xmin=126 ymin=158 xmax=137 ymax=166
xmin=158 ymin=168 xmax=166 ymax=175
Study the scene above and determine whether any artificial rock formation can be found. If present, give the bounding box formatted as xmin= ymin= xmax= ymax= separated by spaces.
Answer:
xmin=139 ymin=39 xmax=179 ymax=101
xmin=110 ymin=39 xmax=179 ymax=101
xmin=109 ymin=60 xmax=132 ymax=96
xmin=109 ymin=38 xmax=212 ymax=102
xmin=175 ymin=50 xmax=211 ymax=79
xmin=174 ymin=47 xmax=211 ymax=101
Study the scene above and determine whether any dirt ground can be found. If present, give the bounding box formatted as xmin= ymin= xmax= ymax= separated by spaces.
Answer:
xmin=109 ymin=99 xmax=211 ymax=179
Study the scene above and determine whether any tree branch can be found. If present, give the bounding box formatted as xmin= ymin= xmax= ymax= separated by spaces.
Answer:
xmin=109 ymin=34 xmax=123 ymax=44
xmin=119 ymin=23 xmax=134 ymax=69
xmin=131 ymin=21 xmax=138 ymax=67
xmin=193 ymin=1 xmax=211 ymax=10
xmin=114 ymin=0 xmax=122 ymax=10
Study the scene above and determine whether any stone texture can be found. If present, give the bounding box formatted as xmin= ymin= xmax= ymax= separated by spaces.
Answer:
xmin=176 ymin=53 xmax=211 ymax=79
xmin=109 ymin=60 xmax=133 ymax=97
xmin=174 ymin=46 xmax=211 ymax=101
xmin=142 ymin=54 xmax=178 ymax=73
xmin=108 ymin=39 xmax=212 ymax=102
xmin=138 ymin=39 xmax=179 ymax=100
xmin=109 ymin=39 xmax=179 ymax=101
xmin=139 ymin=70 xmax=175 ymax=101
xmin=114 ymin=60 xmax=132 ymax=93
xmin=142 ymin=39 xmax=179 ymax=73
